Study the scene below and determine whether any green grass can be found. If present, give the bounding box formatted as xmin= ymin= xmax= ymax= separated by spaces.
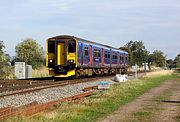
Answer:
xmin=6 ymin=73 xmax=178 ymax=122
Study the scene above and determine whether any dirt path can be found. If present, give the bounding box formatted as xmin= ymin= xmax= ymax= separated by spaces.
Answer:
xmin=99 ymin=79 xmax=180 ymax=122
xmin=152 ymin=80 xmax=180 ymax=122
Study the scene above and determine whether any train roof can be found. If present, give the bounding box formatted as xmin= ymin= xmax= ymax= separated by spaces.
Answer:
xmin=48 ymin=35 xmax=128 ymax=54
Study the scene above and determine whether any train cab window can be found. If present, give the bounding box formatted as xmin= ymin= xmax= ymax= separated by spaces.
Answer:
xmin=68 ymin=40 xmax=76 ymax=53
xmin=48 ymin=41 xmax=55 ymax=53
xmin=84 ymin=46 xmax=89 ymax=56
xmin=94 ymin=48 xmax=101 ymax=57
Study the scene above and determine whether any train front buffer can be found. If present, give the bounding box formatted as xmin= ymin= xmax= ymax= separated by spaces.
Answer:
xmin=46 ymin=38 xmax=77 ymax=77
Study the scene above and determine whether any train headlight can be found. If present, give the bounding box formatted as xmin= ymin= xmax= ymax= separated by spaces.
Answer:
xmin=49 ymin=59 xmax=54 ymax=63
xmin=68 ymin=59 xmax=74 ymax=63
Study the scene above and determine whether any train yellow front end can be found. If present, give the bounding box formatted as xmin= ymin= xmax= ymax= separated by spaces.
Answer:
xmin=46 ymin=36 xmax=77 ymax=77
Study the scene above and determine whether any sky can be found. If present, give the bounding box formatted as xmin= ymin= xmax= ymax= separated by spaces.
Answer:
xmin=0 ymin=0 xmax=180 ymax=59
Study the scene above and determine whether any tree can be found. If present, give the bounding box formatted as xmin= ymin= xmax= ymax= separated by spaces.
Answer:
xmin=0 ymin=41 xmax=9 ymax=67
xmin=174 ymin=54 xmax=180 ymax=68
xmin=15 ymin=38 xmax=44 ymax=69
xmin=166 ymin=59 xmax=173 ymax=65
xmin=0 ymin=41 xmax=5 ymax=70
xmin=149 ymin=50 xmax=166 ymax=67
xmin=0 ymin=41 xmax=11 ymax=78
xmin=120 ymin=41 xmax=149 ymax=66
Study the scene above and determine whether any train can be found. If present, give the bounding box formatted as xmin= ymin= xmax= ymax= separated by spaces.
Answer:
xmin=46 ymin=35 xmax=128 ymax=78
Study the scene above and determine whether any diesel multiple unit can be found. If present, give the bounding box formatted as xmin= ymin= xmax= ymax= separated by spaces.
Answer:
xmin=46 ymin=35 xmax=128 ymax=78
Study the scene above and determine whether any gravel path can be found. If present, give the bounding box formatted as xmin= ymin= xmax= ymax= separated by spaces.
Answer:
xmin=0 ymin=78 xmax=115 ymax=108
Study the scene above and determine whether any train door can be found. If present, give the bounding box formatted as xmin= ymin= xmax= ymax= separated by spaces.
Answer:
xmin=83 ymin=44 xmax=90 ymax=66
xmin=104 ymin=49 xmax=110 ymax=67
xmin=77 ymin=42 xmax=83 ymax=66
xmin=57 ymin=43 xmax=65 ymax=65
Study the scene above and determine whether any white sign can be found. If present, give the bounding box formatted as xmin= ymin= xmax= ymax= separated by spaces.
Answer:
xmin=142 ymin=63 xmax=149 ymax=71
xmin=132 ymin=64 xmax=138 ymax=72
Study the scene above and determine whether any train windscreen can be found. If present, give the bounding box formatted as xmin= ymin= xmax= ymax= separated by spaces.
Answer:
xmin=48 ymin=41 xmax=55 ymax=53
xmin=68 ymin=40 xmax=76 ymax=53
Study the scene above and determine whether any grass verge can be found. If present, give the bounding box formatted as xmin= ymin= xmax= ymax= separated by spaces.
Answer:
xmin=6 ymin=73 xmax=178 ymax=122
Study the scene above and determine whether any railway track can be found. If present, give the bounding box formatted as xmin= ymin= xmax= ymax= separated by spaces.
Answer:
xmin=0 ymin=70 xmax=150 ymax=98
xmin=0 ymin=75 xmax=113 ymax=98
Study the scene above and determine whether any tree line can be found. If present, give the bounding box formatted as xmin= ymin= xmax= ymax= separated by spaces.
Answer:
xmin=119 ymin=40 xmax=179 ymax=69
xmin=0 ymin=38 xmax=179 ymax=78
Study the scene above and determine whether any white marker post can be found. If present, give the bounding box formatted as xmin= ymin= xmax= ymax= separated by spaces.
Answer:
xmin=142 ymin=63 xmax=148 ymax=75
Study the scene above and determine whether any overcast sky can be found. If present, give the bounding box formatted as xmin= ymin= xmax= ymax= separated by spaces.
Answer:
xmin=0 ymin=0 xmax=180 ymax=59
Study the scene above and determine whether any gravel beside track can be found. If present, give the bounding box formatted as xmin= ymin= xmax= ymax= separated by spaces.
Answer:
xmin=0 ymin=78 xmax=115 ymax=108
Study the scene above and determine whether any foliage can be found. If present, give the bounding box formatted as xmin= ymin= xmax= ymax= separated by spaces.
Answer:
xmin=0 ymin=41 xmax=5 ymax=69
xmin=0 ymin=41 xmax=11 ymax=79
xmin=149 ymin=50 xmax=166 ymax=67
xmin=32 ymin=66 xmax=49 ymax=78
xmin=174 ymin=54 xmax=180 ymax=68
xmin=166 ymin=59 xmax=173 ymax=65
xmin=120 ymin=41 xmax=149 ymax=66
xmin=15 ymin=38 xmax=44 ymax=69
xmin=166 ymin=59 xmax=174 ymax=69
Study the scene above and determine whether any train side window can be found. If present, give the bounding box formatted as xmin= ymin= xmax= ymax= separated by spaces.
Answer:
xmin=68 ymin=40 xmax=76 ymax=53
xmin=105 ymin=53 xmax=108 ymax=58
xmin=125 ymin=57 xmax=128 ymax=61
xmin=94 ymin=49 xmax=97 ymax=57
xmin=84 ymin=46 xmax=89 ymax=56
xmin=94 ymin=48 xmax=101 ymax=57
xmin=115 ymin=55 xmax=117 ymax=59
xmin=113 ymin=53 xmax=117 ymax=59
xmin=98 ymin=50 xmax=101 ymax=57
xmin=120 ymin=55 xmax=123 ymax=61
xmin=122 ymin=57 xmax=124 ymax=61
xmin=108 ymin=52 xmax=110 ymax=59
xmin=105 ymin=51 xmax=110 ymax=59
